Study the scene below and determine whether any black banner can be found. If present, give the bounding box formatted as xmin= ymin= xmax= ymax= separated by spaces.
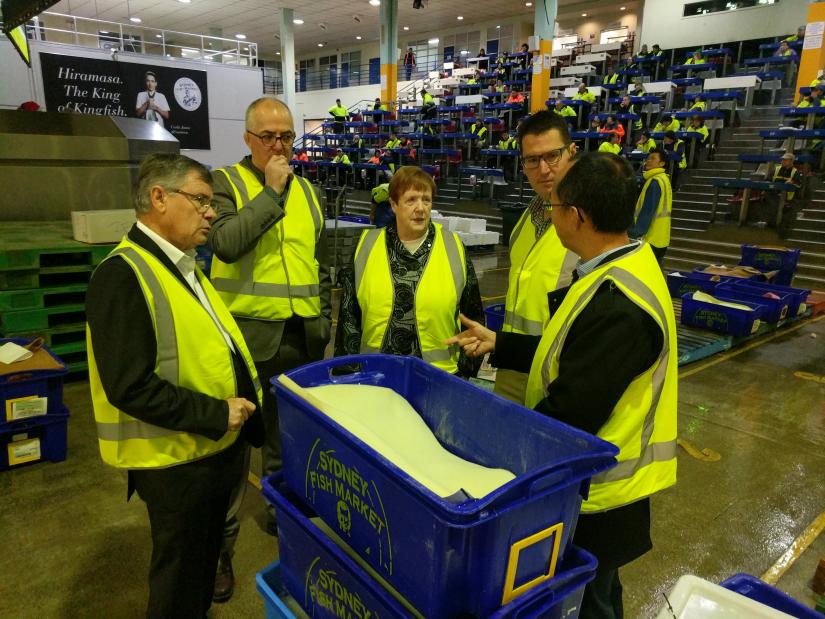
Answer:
xmin=39 ymin=52 xmax=210 ymax=150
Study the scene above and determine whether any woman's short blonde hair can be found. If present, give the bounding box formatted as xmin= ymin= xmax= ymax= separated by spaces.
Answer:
xmin=388 ymin=166 xmax=436 ymax=204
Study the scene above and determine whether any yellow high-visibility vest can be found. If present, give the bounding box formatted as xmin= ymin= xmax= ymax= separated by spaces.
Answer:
xmin=635 ymin=167 xmax=672 ymax=249
xmin=504 ymin=208 xmax=576 ymax=335
xmin=525 ymin=243 xmax=677 ymax=513
xmin=354 ymin=224 xmax=466 ymax=373
xmin=671 ymin=139 xmax=688 ymax=169
xmin=638 ymin=138 xmax=657 ymax=153
xmin=599 ymin=142 xmax=622 ymax=155
xmin=210 ymin=165 xmax=323 ymax=321
xmin=87 ymin=239 xmax=262 ymax=469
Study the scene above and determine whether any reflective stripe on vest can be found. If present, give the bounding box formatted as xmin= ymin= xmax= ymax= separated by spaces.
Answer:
xmin=504 ymin=207 xmax=577 ymax=335
xmin=635 ymin=168 xmax=672 ymax=248
xmin=354 ymin=224 xmax=466 ymax=372
xmin=525 ymin=243 xmax=677 ymax=512
xmin=210 ymin=165 xmax=323 ymax=320
xmin=88 ymin=242 xmax=263 ymax=469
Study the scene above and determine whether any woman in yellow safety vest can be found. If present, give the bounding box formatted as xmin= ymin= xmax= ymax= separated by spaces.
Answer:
xmin=335 ymin=166 xmax=484 ymax=376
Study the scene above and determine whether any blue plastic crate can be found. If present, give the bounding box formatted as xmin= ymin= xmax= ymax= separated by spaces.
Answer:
xmin=680 ymin=293 xmax=765 ymax=337
xmin=273 ymin=354 xmax=618 ymax=619
xmin=714 ymin=285 xmax=792 ymax=324
xmin=260 ymin=474 xmax=599 ymax=619
xmin=666 ymin=271 xmax=730 ymax=298
xmin=338 ymin=214 xmax=371 ymax=225
xmin=485 ymin=302 xmax=505 ymax=330
xmin=720 ymin=574 xmax=822 ymax=619
xmin=1 ymin=338 xmax=68 ymax=427
xmin=725 ymin=280 xmax=812 ymax=318
xmin=740 ymin=245 xmax=801 ymax=272
xmin=0 ymin=409 xmax=69 ymax=470
xmin=256 ymin=562 xmax=297 ymax=619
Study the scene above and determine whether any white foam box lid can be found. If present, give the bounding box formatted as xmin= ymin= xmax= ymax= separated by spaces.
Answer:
xmin=655 ymin=575 xmax=795 ymax=619
xmin=454 ymin=218 xmax=488 ymax=233
xmin=71 ymin=209 xmax=136 ymax=244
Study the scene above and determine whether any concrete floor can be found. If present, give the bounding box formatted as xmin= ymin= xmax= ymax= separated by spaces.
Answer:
xmin=1 ymin=247 xmax=823 ymax=618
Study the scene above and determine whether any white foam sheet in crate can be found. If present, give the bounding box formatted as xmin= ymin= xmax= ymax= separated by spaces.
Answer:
xmin=655 ymin=575 xmax=795 ymax=619
xmin=302 ymin=383 xmax=516 ymax=500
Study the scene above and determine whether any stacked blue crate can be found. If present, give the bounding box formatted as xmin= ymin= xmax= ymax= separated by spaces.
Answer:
xmin=0 ymin=338 xmax=70 ymax=470
xmin=260 ymin=354 xmax=620 ymax=618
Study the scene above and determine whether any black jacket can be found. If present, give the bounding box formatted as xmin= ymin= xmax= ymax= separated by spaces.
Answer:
xmin=493 ymin=246 xmax=664 ymax=568
xmin=86 ymin=224 xmax=264 ymax=450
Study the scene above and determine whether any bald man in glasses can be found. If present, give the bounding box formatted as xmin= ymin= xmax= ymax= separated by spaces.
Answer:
xmin=208 ymin=96 xmax=332 ymax=602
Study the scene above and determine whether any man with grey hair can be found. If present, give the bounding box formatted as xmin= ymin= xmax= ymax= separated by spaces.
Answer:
xmin=86 ymin=153 xmax=264 ymax=618
xmin=209 ymin=97 xmax=332 ymax=601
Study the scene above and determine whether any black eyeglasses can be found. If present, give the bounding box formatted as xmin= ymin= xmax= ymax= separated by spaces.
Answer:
xmin=170 ymin=189 xmax=212 ymax=214
xmin=246 ymin=130 xmax=296 ymax=147
xmin=548 ymin=203 xmax=585 ymax=223
xmin=522 ymin=143 xmax=572 ymax=169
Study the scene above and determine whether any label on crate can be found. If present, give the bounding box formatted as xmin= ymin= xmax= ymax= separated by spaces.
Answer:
xmin=305 ymin=439 xmax=393 ymax=574
xmin=6 ymin=396 xmax=48 ymax=422
xmin=8 ymin=437 xmax=41 ymax=465
xmin=305 ymin=557 xmax=381 ymax=619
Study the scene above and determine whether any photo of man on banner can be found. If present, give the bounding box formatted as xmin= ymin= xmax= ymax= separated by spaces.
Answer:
xmin=135 ymin=71 xmax=170 ymax=127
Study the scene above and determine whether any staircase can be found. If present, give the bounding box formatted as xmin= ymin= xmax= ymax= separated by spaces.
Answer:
xmin=665 ymin=87 xmax=825 ymax=290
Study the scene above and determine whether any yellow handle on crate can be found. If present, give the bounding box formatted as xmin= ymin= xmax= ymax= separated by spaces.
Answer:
xmin=500 ymin=522 xmax=564 ymax=606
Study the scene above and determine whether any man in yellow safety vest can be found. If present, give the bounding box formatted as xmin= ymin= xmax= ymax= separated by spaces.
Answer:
xmin=86 ymin=153 xmax=264 ymax=618
xmin=208 ymin=97 xmax=332 ymax=594
xmin=494 ymin=111 xmax=578 ymax=404
xmin=447 ymin=151 xmax=677 ymax=619
xmin=631 ymin=148 xmax=672 ymax=264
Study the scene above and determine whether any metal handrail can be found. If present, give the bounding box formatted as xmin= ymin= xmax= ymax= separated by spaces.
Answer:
xmin=23 ymin=11 xmax=258 ymax=66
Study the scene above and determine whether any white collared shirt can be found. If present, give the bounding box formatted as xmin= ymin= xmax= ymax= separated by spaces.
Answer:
xmin=136 ymin=221 xmax=235 ymax=352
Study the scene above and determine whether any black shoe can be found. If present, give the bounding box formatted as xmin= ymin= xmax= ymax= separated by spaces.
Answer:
xmin=213 ymin=552 xmax=234 ymax=603
xmin=266 ymin=514 xmax=279 ymax=537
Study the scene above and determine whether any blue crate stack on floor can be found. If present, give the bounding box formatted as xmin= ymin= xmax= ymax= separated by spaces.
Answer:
xmin=0 ymin=338 xmax=70 ymax=470
xmin=257 ymin=354 xmax=620 ymax=619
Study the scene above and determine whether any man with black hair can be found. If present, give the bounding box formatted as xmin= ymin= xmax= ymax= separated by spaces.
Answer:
xmin=662 ymin=130 xmax=686 ymax=189
xmin=447 ymin=151 xmax=678 ymax=619
xmin=492 ymin=111 xmax=578 ymax=404
xmin=631 ymin=148 xmax=672 ymax=264
xmin=136 ymin=71 xmax=170 ymax=127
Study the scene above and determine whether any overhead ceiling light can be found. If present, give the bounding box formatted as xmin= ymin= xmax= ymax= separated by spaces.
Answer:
xmin=317 ymin=42 xmax=324 ymax=47
xmin=525 ymin=1 xmax=532 ymax=6
xmin=276 ymin=51 xmax=281 ymax=55
xmin=403 ymin=26 xmax=410 ymax=31
xmin=581 ymin=12 xmax=588 ymax=16
xmin=235 ymin=34 xmax=246 ymax=39
xmin=155 ymin=33 xmax=162 ymax=38
xmin=177 ymin=0 xmax=190 ymax=3
xmin=496 ymin=25 xmax=501 ymax=29
xmin=243 ymin=47 xmax=249 ymax=51
xmin=428 ymin=38 xmax=439 ymax=45
xmin=293 ymin=18 xmax=304 ymax=24
xmin=356 ymin=35 xmax=362 ymax=40
xmin=620 ymin=6 xmax=626 ymax=9
xmin=460 ymin=50 xmax=469 ymax=55
xmin=457 ymin=15 xmax=463 ymax=20
xmin=100 ymin=30 xmax=109 ymax=34
xmin=369 ymin=0 xmax=381 ymax=5
xmin=130 ymin=16 xmax=141 ymax=23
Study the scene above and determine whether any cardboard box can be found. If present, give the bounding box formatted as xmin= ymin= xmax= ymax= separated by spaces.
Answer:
xmin=71 ymin=210 xmax=135 ymax=244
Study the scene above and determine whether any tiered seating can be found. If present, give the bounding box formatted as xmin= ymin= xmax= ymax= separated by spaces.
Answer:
xmin=288 ymin=33 xmax=818 ymax=220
